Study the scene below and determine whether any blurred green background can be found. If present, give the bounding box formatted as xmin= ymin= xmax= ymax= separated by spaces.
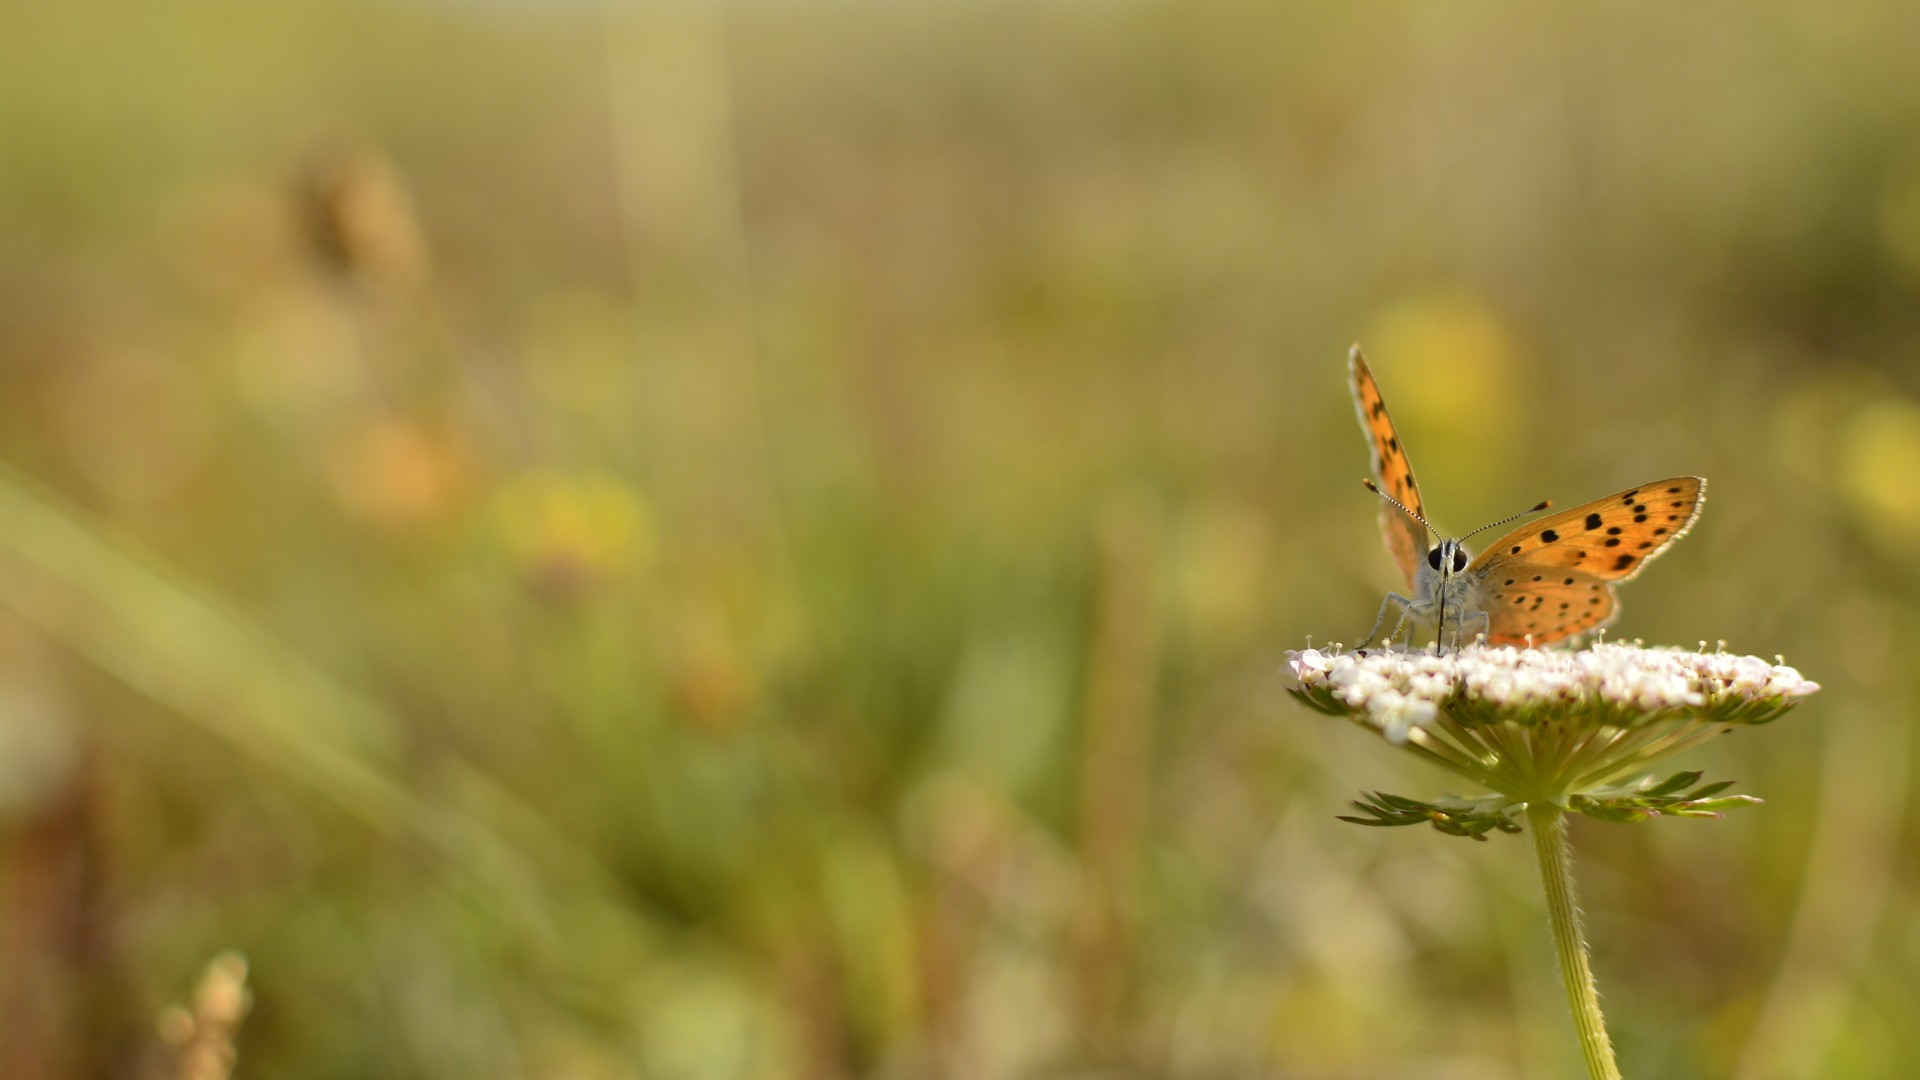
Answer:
xmin=1 ymin=1 xmax=1917 ymax=1077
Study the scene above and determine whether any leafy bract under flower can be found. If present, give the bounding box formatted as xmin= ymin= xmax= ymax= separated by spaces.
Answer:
xmin=1286 ymin=642 xmax=1819 ymax=833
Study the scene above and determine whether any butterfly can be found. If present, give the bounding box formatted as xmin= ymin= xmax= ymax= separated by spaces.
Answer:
xmin=1347 ymin=345 xmax=1705 ymax=648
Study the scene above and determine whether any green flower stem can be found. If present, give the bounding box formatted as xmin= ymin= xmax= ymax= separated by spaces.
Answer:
xmin=1528 ymin=802 xmax=1622 ymax=1080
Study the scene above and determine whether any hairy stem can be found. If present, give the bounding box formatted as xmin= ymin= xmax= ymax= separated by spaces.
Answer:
xmin=1528 ymin=803 xmax=1622 ymax=1080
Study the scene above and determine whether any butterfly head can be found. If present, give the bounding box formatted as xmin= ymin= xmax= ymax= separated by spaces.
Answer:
xmin=1426 ymin=540 xmax=1470 ymax=578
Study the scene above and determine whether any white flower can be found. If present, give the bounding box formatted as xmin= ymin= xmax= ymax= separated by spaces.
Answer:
xmin=1286 ymin=642 xmax=1818 ymax=755
xmin=1370 ymin=688 xmax=1439 ymax=743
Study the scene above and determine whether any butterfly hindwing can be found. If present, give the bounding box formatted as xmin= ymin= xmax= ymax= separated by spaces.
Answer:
xmin=1348 ymin=347 xmax=1428 ymax=589
xmin=1478 ymin=568 xmax=1618 ymax=646
xmin=1468 ymin=477 xmax=1705 ymax=584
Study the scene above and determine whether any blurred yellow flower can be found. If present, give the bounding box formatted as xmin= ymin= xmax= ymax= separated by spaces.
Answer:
xmin=492 ymin=470 xmax=653 ymax=590
xmin=1839 ymin=396 xmax=1920 ymax=546
xmin=1365 ymin=287 xmax=1520 ymax=432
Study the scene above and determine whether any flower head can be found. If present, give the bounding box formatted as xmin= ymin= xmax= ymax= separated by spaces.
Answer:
xmin=1287 ymin=641 xmax=1818 ymax=837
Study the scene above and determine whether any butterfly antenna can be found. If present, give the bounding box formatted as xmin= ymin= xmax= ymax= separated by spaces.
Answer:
xmin=1361 ymin=479 xmax=1435 ymax=543
xmin=1460 ymin=498 xmax=1553 ymax=541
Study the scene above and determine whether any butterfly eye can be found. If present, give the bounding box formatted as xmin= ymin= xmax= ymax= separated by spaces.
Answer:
xmin=1427 ymin=547 xmax=1443 ymax=570
xmin=1453 ymin=549 xmax=1468 ymax=572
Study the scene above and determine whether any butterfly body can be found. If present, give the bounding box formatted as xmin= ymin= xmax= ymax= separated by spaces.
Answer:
xmin=1365 ymin=535 xmax=1494 ymax=648
xmin=1398 ymin=536 xmax=1479 ymax=637
xmin=1347 ymin=347 xmax=1704 ymax=649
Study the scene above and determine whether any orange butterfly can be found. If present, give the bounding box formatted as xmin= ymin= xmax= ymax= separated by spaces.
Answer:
xmin=1348 ymin=346 xmax=1704 ymax=648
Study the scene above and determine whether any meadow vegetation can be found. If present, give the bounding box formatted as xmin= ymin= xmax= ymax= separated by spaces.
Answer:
xmin=2 ymin=2 xmax=1918 ymax=1076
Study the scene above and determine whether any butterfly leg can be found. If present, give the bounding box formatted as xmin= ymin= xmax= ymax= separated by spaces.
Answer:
xmin=1449 ymin=608 xmax=1491 ymax=651
xmin=1359 ymin=593 xmax=1415 ymax=650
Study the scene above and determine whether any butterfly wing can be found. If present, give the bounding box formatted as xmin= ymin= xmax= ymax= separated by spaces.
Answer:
xmin=1476 ymin=569 xmax=1619 ymax=646
xmin=1465 ymin=476 xmax=1705 ymax=645
xmin=1348 ymin=347 xmax=1429 ymax=589
xmin=1468 ymin=477 xmax=1705 ymax=581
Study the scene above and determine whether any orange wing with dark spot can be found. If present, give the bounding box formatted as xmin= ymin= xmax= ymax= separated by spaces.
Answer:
xmin=1469 ymin=477 xmax=1705 ymax=582
xmin=1466 ymin=477 xmax=1704 ymax=646
xmin=1348 ymin=347 xmax=1429 ymax=589
xmin=1479 ymin=569 xmax=1618 ymax=646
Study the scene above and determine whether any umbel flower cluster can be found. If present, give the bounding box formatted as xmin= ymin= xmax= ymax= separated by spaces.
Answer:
xmin=1288 ymin=641 xmax=1819 ymax=838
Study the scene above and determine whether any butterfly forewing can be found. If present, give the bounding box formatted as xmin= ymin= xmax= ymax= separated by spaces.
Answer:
xmin=1348 ymin=347 xmax=1428 ymax=588
xmin=1468 ymin=477 xmax=1705 ymax=583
